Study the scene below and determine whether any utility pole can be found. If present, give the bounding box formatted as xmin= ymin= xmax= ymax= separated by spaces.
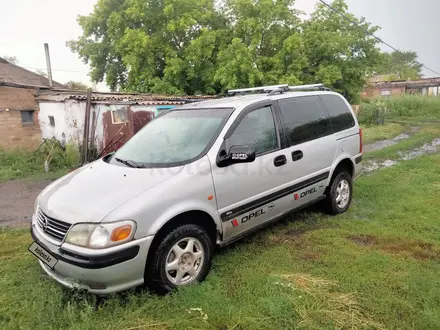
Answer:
xmin=44 ymin=43 xmax=53 ymax=88
xmin=82 ymin=89 xmax=92 ymax=164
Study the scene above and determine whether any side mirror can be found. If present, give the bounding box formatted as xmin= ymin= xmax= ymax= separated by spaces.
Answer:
xmin=229 ymin=145 xmax=256 ymax=163
xmin=218 ymin=145 xmax=256 ymax=167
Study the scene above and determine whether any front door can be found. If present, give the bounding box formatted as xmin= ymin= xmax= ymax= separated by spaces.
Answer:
xmin=211 ymin=104 xmax=291 ymax=241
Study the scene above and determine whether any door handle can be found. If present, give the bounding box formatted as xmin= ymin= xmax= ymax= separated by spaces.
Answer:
xmin=291 ymin=150 xmax=303 ymax=161
xmin=274 ymin=155 xmax=287 ymax=167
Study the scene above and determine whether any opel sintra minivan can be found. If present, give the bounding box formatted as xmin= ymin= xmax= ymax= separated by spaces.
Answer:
xmin=29 ymin=84 xmax=362 ymax=294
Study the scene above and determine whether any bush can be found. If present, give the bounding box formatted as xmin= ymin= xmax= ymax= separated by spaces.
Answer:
xmin=357 ymin=101 xmax=384 ymax=126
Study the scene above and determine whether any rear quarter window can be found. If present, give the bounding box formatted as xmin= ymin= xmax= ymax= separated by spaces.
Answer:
xmin=278 ymin=96 xmax=333 ymax=146
xmin=319 ymin=94 xmax=355 ymax=132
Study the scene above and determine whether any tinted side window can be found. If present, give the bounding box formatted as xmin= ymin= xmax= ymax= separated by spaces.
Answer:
xmin=278 ymin=96 xmax=333 ymax=146
xmin=228 ymin=106 xmax=278 ymax=155
xmin=320 ymin=94 xmax=355 ymax=132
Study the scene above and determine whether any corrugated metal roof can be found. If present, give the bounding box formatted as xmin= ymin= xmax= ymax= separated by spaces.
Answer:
xmin=0 ymin=57 xmax=65 ymax=88
xmin=370 ymin=77 xmax=440 ymax=88
xmin=36 ymin=91 xmax=217 ymax=103
xmin=137 ymin=100 xmax=185 ymax=105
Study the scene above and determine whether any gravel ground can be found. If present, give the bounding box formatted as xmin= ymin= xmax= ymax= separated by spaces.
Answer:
xmin=0 ymin=180 xmax=51 ymax=228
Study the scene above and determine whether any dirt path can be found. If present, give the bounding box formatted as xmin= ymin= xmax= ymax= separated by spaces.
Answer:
xmin=0 ymin=180 xmax=51 ymax=228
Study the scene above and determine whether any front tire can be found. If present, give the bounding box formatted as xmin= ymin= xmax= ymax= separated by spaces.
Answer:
xmin=146 ymin=224 xmax=213 ymax=294
xmin=323 ymin=171 xmax=353 ymax=215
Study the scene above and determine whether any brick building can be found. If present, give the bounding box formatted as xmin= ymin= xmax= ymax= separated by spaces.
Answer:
xmin=0 ymin=57 xmax=65 ymax=150
xmin=0 ymin=57 xmax=215 ymax=152
xmin=363 ymin=77 xmax=440 ymax=98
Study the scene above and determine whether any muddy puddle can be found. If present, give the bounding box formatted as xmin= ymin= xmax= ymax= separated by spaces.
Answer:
xmin=363 ymin=133 xmax=410 ymax=153
xmin=364 ymin=138 xmax=440 ymax=173
xmin=363 ymin=126 xmax=421 ymax=153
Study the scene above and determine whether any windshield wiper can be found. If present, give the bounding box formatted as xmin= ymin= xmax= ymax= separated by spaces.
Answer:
xmin=114 ymin=157 xmax=144 ymax=168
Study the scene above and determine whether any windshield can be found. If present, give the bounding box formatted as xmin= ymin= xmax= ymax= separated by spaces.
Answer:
xmin=111 ymin=108 xmax=232 ymax=167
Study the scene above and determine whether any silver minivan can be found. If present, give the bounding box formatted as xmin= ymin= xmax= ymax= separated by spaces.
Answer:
xmin=29 ymin=84 xmax=363 ymax=294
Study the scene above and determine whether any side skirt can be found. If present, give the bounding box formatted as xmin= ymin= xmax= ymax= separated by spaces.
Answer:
xmin=219 ymin=195 xmax=327 ymax=248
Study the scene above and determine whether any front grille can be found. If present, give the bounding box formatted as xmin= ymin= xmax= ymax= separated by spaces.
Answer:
xmin=37 ymin=209 xmax=72 ymax=241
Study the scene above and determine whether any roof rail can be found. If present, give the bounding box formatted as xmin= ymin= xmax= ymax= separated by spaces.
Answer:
xmin=227 ymin=83 xmax=330 ymax=96
xmin=228 ymin=84 xmax=288 ymax=95
xmin=288 ymin=83 xmax=331 ymax=91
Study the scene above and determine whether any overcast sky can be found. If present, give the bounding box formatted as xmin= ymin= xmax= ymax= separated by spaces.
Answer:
xmin=1 ymin=0 xmax=439 ymax=91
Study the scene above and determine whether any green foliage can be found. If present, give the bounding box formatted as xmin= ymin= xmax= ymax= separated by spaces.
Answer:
xmin=68 ymin=0 xmax=383 ymax=102
xmin=381 ymin=95 xmax=440 ymax=118
xmin=301 ymin=0 xmax=382 ymax=103
xmin=66 ymin=81 xmax=90 ymax=90
xmin=359 ymin=95 xmax=440 ymax=126
xmin=377 ymin=51 xmax=423 ymax=81
xmin=0 ymin=142 xmax=80 ymax=182
xmin=357 ymin=99 xmax=387 ymax=126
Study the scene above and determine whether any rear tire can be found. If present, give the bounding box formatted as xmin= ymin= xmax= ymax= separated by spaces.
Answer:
xmin=323 ymin=171 xmax=353 ymax=215
xmin=145 ymin=224 xmax=213 ymax=294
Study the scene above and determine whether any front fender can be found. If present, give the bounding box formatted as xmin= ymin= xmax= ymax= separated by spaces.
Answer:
xmin=145 ymin=200 xmax=222 ymax=238
xmin=102 ymin=156 xmax=221 ymax=240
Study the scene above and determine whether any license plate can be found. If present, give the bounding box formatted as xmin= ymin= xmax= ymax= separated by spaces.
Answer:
xmin=28 ymin=242 xmax=58 ymax=269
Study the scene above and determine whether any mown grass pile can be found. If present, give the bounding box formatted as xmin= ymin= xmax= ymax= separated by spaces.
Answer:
xmin=0 ymin=140 xmax=80 ymax=182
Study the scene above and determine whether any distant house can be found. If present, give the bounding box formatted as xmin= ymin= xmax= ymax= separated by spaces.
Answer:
xmin=363 ymin=77 xmax=440 ymax=98
xmin=0 ymin=57 xmax=65 ymax=150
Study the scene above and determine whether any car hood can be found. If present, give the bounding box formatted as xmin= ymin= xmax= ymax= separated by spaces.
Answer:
xmin=38 ymin=160 xmax=183 ymax=224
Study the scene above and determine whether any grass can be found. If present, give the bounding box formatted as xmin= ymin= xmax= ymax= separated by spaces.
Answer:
xmin=1 ymin=138 xmax=440 ymax=329
xmin=363 ymin=123 xmax=440 ymax=160
xmin=0 ymin=141 xmax=80 ymax=182
xmin=359 ymin=95 xmax=440 ymax=126
xmin=362 ymin=122 xmax=409 ymax=144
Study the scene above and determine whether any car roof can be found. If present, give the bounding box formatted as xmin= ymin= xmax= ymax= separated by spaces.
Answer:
xmin=179 ymin=91 xmax=343 ymax=110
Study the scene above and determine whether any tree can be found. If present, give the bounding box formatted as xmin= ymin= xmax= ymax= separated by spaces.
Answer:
xmin=68 ymin=0 xmax=383 ymax=102
xmin=68 ymin=0 xmax=227 ymax=94
xmin=377 ymin=51 xmax=423 ymax=80
xmin=3 ymin=56 xmax=18 ymax=64
xmin=35 ymin=69 xmax=47 ymax=77
xmin=214 ymin=0 xmax=305 ymax=90
xmin=66 ymin=81 xmax=90 ymax=90
xmin=300 ymin=0 xmax=383 ymax=103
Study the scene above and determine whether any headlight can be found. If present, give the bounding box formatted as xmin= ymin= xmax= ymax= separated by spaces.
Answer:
xmin=64 ymin=220 xmax=136 ymax=249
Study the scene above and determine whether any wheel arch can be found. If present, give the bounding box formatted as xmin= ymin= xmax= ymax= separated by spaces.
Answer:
xmin=146 ymin=210 xmax=219 ymax=271
xmin=330 ymin=157 xmax=355 ymax=181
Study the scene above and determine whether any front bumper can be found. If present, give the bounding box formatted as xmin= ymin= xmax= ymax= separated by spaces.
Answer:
xmin=31 ymin=223 xmax=154 ymax=294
